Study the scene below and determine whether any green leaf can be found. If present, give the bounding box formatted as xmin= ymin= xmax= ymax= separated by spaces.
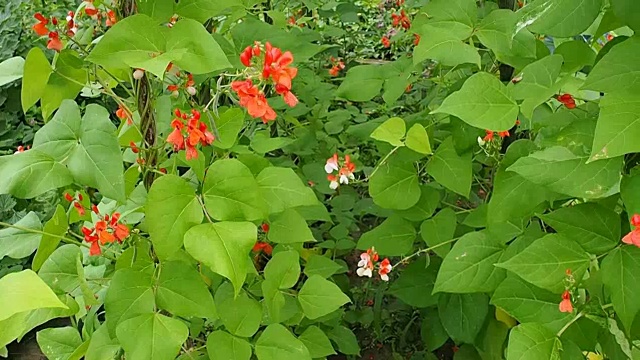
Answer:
xmin=13 ymin=295 xmax=79 ymax=344
xmin=369 ymin=158 xmax=421 ymax=210
xmin=357 ymin=215 xmax=416 ymax=256
xmin=304 ymin=255 xmax=342 ymax=279
xmin=438 ymin=293 xmax=489 ymax=344
xmin=506 ymin=323 xmax=562 ymax=360
xmin=414 ymin=25 xmax=480 ymax=67
xmin=589 ymin=92 xmax=640 ymax=161
xmin=21 ymin=48 xmax=51 ymax=113
xmin=0 ymin=56 xmax=23 ymax=86
xmin=0 ymin=150 xmax=73 ymax=199
xmin=370 ymin=117 xmax=406 ymax=147
xmin=165 ymin=19 xmax=231 ymax=73
xmin=38 ymin=244 xmax=81 ymax=294
xmin=264 ymin=250 xmax=300 ymax=289
xmin=622 ymin=174 xmax=640 ymax=218
xmin=212 ymin=108 xmax=245 ymax=149
xmin=397 ymin=185 xmax=440 ymax=222
xmin=250 ymin=131 xmax=294 ymax=154
xmin=507 ymin=146 xmax=622 ymax=199
xmin=184 ymin=222 xmax=257 ymax=295
xmin=255 ymin=324 xmax=311 ymax=360
xmin=421 ymin=310 xmax=449 ymax=351
xmin=512 ymin=55 xmax=563 ymax=118
xmin=175 ymin=0 xmax=242 ymax=23
xmin=104 ymin=268 xmax=155 ymax=337
xmin=0 ymin=211 xmax=42 ymax=260
xmin=37 ymin=327 xmax=83 ymax=360
xmin=496 ymin=234 xmax=590 ymax=293
xmin=41 ymin=50 xmax=86 ymax=120
xmin=156 ymin=261 xmax=216 ymax=319
xmin=434 ymin=231 xmax=506 ymax=293
xmin=206 ymin=331 xmax=252 ymax=360
xmin=389 ymin=257 xmax=439 ymax=308
xmin=518 ymin=0 xmax=603 ymax=37
xmin=116 ymin=313 xmax=188 ymax=360
xmin=554 ymin=41 xmax=596 ymax=73
xmin=421 ymin=0 xmax=477 ymax=39
xmin=477 ymin=318 xmax=509 ymax=360
xmin=539 ymin=203 xmax=620 ymax=254
xmin=491 ymin=275 xmax=572 ymax=333
xmin=476 ymin=10 xmax=517 ymax=53
xmin=610 ymin=0 xmax=640 ymax=33
xmin=256 ymin=167 xmax=319 ymax=214
xmin=262 ymin=278 xmax=286 ymax=323
xmin=335 ymin=65 xmax=384 ymax=102
xmin=420 ymin=208 xmax=457 ymax=258
xmin=203 ymin=159 xmax=266 ymax=221
xmin=583 ymin=37 xmax=640 ymax=94
xmin=214 ymin=283 xmax=262 ymax=337
xmin=298 ymin=326 xmax=335 ymax=358
xmin=268 ymin=208 xmax=314 ymax=244
xmin=298 ymin=275 xmax=350 ymax=320
xmin=85 ymin=324 xmax=120 ymax=360
xmin=405 ymin=124 xmax=432 ymax=154
xmin=327 ymin=326 xmax=360 ymax=355
xmin=427 ymin=137 xmax=472 ymax=197
xmin=601 ymin=246 xmax=640 ymax=332
xmin=0 ymin=270 xmax=67 ymax=322
xmin=432 ymin=72 xmax=519 ymax=131
xmin=147 ymin=175 xmax=203 ymax=260
xmin=34 ymin=101 xmax=125 ymax=201
xmin=136 ymin=0 xmax=175 ymax=22
xmin=33 ymin=205 xmax=68 ymax=271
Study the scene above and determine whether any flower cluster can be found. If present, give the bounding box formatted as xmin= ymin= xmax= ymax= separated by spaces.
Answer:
xmin=232 ymin=42 xmax=298 ymax=123
xmin=391 ymin=10 xmax=411 ymax=30
xmin=325 ymin=153 xmax=356 ymax=190
xmin=82 ymin=212 xmax=129 ymax=256
xmin=556 ymin=93 xmax=576 ymax=109
xmin=32 ymin=13 xmax=63 ymax=51
xmin=252 ymin=223 xmax=273 ymax=255
xmin=559 ymin=269 xmax=574 ymax=313
xmin=166 ymin=109 xmax=214 ymax=160
xmin=357 ymin=247 xmax=393 ymax=281
xmin=64 ymin=192 xmax=87 ymax=216
xmin=328 ymin=57 xmax=345 ymax=77
xmin=167 ymin=71 xmax=197 ymax=97
xmin=477 ymin=130 xmax=509 ymax=146
xmin=622 ymin=214 xmax=640 ymax=248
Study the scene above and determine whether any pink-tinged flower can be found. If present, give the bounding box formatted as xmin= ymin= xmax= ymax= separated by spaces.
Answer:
xmin=379 ymin=258 xmax=392 ymax=281
xmin=325 ymin=153 xmax=339 ymax=173
xmin=357 ymin=247 xmax=379 ymax=278
xmin=327 ymin=174 xmax=339 ymax=190
xmin=559 ymin=290 xmax=573 ymax=313
xmin=339 ymin=155 xmax=356 ymax=184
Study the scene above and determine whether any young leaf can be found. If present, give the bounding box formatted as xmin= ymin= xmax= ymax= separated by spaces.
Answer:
xmin=433 ymin=231 xmax=506 ymax=293
xmin=370 ymin=117 xmax=406 ymax=147
xmin=369 ymin=158 xmax=421 ymax=210
xmin=420 ymin=208 xmax=457 ymax=258
xmin=203 ymin=159 xmax=266 ymax=221
xmin=268 ymin=208 xmax=315 ymax=244
xmin=156 ymin=261 xmax=217 ymax=319
xmin=601 ymin=246 xmax=640 ymax=332
xmin=214 ymin=283 xmax=262 ymax=338
xmin=357 ymin=215 xmax=416 ymax=256
xmin=147 ymin=175 xmax=203 ymax=260
xmin=405 ymin=124 xmax=432 ymax=154
xmin=0 ymin=270 xmax=68 ymax=322
xmin=427 ymin=137 xmax=472 ymax=197
xmin=184 ymin=222 xmax=257 ymax=296
xmin=431 ymin=72 xmax=519 ymax=131
xmin=298 ymin=326 xmax=336 ymax=358
xmin=116 ymin=313 xmax=188 ymax=360
xmin=298 ymin=275 xmax=351 ymax=319
xmin=206 ymin=331 xmax=252 ymax=360
xmin=255 ymin=324 xmax=311 ymax=360
xmin=21 ymin=48 xmax=51 ymax=113
xmin=506 ymin=323 xmax=562 ymax=360
xmin=36 ymin=327 xmax=83 ymax=360
xmin=264 ymin=250 xmax=300 ymax=289
xmin=496 ymin=234 xmax=590 ymax=293
xmin=0 ymin=211 xmax=42 ymax=260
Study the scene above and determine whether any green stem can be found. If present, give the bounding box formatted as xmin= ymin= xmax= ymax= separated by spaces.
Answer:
xmin=557 ymin=310 xmax=584 ymax=337
xmin=396 ymin=236 xmax=460 ymax=266
xmin=366 ymin=145 xmax=401 ymax=180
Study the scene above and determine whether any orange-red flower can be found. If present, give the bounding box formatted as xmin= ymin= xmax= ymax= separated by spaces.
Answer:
xmin=381 ymin=36 xmax=391 ymax=48
xmin=166 ymin=109 xmax=214 ymax=159
xmin=47 ymin=31 xmax=63 ymax=52
xmin=328 ymin=57 xmax=345 ymax=77
xmin=483 ymin=130 xmax=494 ymax=142
xmin=263 ymin=42 xmax=298 ymax=90
xmin=556 ymin=93 xmax=576 ymax=109
xmin=498 ymin=131 xmax=510 ymax=138
xmin=106 ymin=10 xmax=117 ymax=26
xmin=413 ymin=33 xmax=421 ymax=46
xmin=115 ymin=105 xmax=132 ymax=125
xmin=391 ymin=10 xmax=411 ymax=30
xmin=231 ymin=80 xmax=277 ymax=123
xmin=378 ymin=258 xmax=392 ymax=281
xmin=622 ymin=214 xmax=640 ymax=248
xmin=84 ymin=1 xmax=98 ymax=16
xmin=32 ymin=13 xmax=49 ymax=36
xmin=252 ymin=241 xmax=273 ymax=255
xmin=559 ymin=290 xmax=573 ymax=313
xmin=82 ymin=211 xmax=129 ymax=256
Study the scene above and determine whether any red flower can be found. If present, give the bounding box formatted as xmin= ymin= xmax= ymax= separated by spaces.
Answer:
xmin=261 ymin=223 xmax=270 ymax=232
xmin=130 ymin=141 xmax=139 ymax=154
xmin=498 ymin=131 xmax=510 ymax=138
xmin=83 ymin=212 xmax=129 ymax=256
xmin=391 ymin=10 xmax=411 ymax=30
xmin=517 ymin=0 xmax=524 ymax=8
xmin=483 ymin=130 xmax=494 ymax=142
xmin=32 ymin=13 xmax=49 ymax=36
xmin=231 ymin=80 xmax=277 ymax=123
xmin=288 ymin=16 xmax=296 ymax=25
xmin=263 ymin=42 xmax=298 ymax=90
xmin=413 ymin=33 xmax=420 ymax=46
xmin=378 ymin=258 xmax=392 ymax=281
xmin=556 ymin=94 xmax=576 ymax=109
xmin=559 ymin=290 xmax=573 ymax=313
xmin=252 ymin=241 xmax=273 ymax=255
xmin=73 ymin=201 xmax=85 ymax=216
xmin=47 ymin=31 xmax=63 ymax=52
xmin=115 ymin=105 xmax=132 ymax=125
xmin=84 ymin=1 xmax=98 ymax=16
xmin=381 ymin=36 xmax=391 ymax=48
xmin=91 ymin=204 xmax=99 ymax=214
xmin=64 ymin=192 xmax=74 ymax=202
xmin=106 ymin=10 xmax=117 ymax=27
xmin=167 ymin=120 xmax=185 ymax=151
xmin=622 ymin=213 xmax=640 ymax=248
xmin=166 ymin=109 xmax=213 ymax=158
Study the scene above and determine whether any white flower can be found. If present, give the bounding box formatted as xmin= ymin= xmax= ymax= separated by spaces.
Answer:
xmin=133 ymin=69 xmax=145 ymax=80
xmin=329 ymin=180 xmax=339 ymax=190
xmin=477 ymin=136 xmax=485 ymax=146
xmin=356 ymin=267 xmax=373 ymax=277
xmin=339 ymin=174 xmax=349 ymax=185
xmin=325 ymin=154 xmax=339 ymax=174
xmin=356 ymin=252 xmax=374 ymax=278
xmin=186 ymin=86 xmax=197 ymax=96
